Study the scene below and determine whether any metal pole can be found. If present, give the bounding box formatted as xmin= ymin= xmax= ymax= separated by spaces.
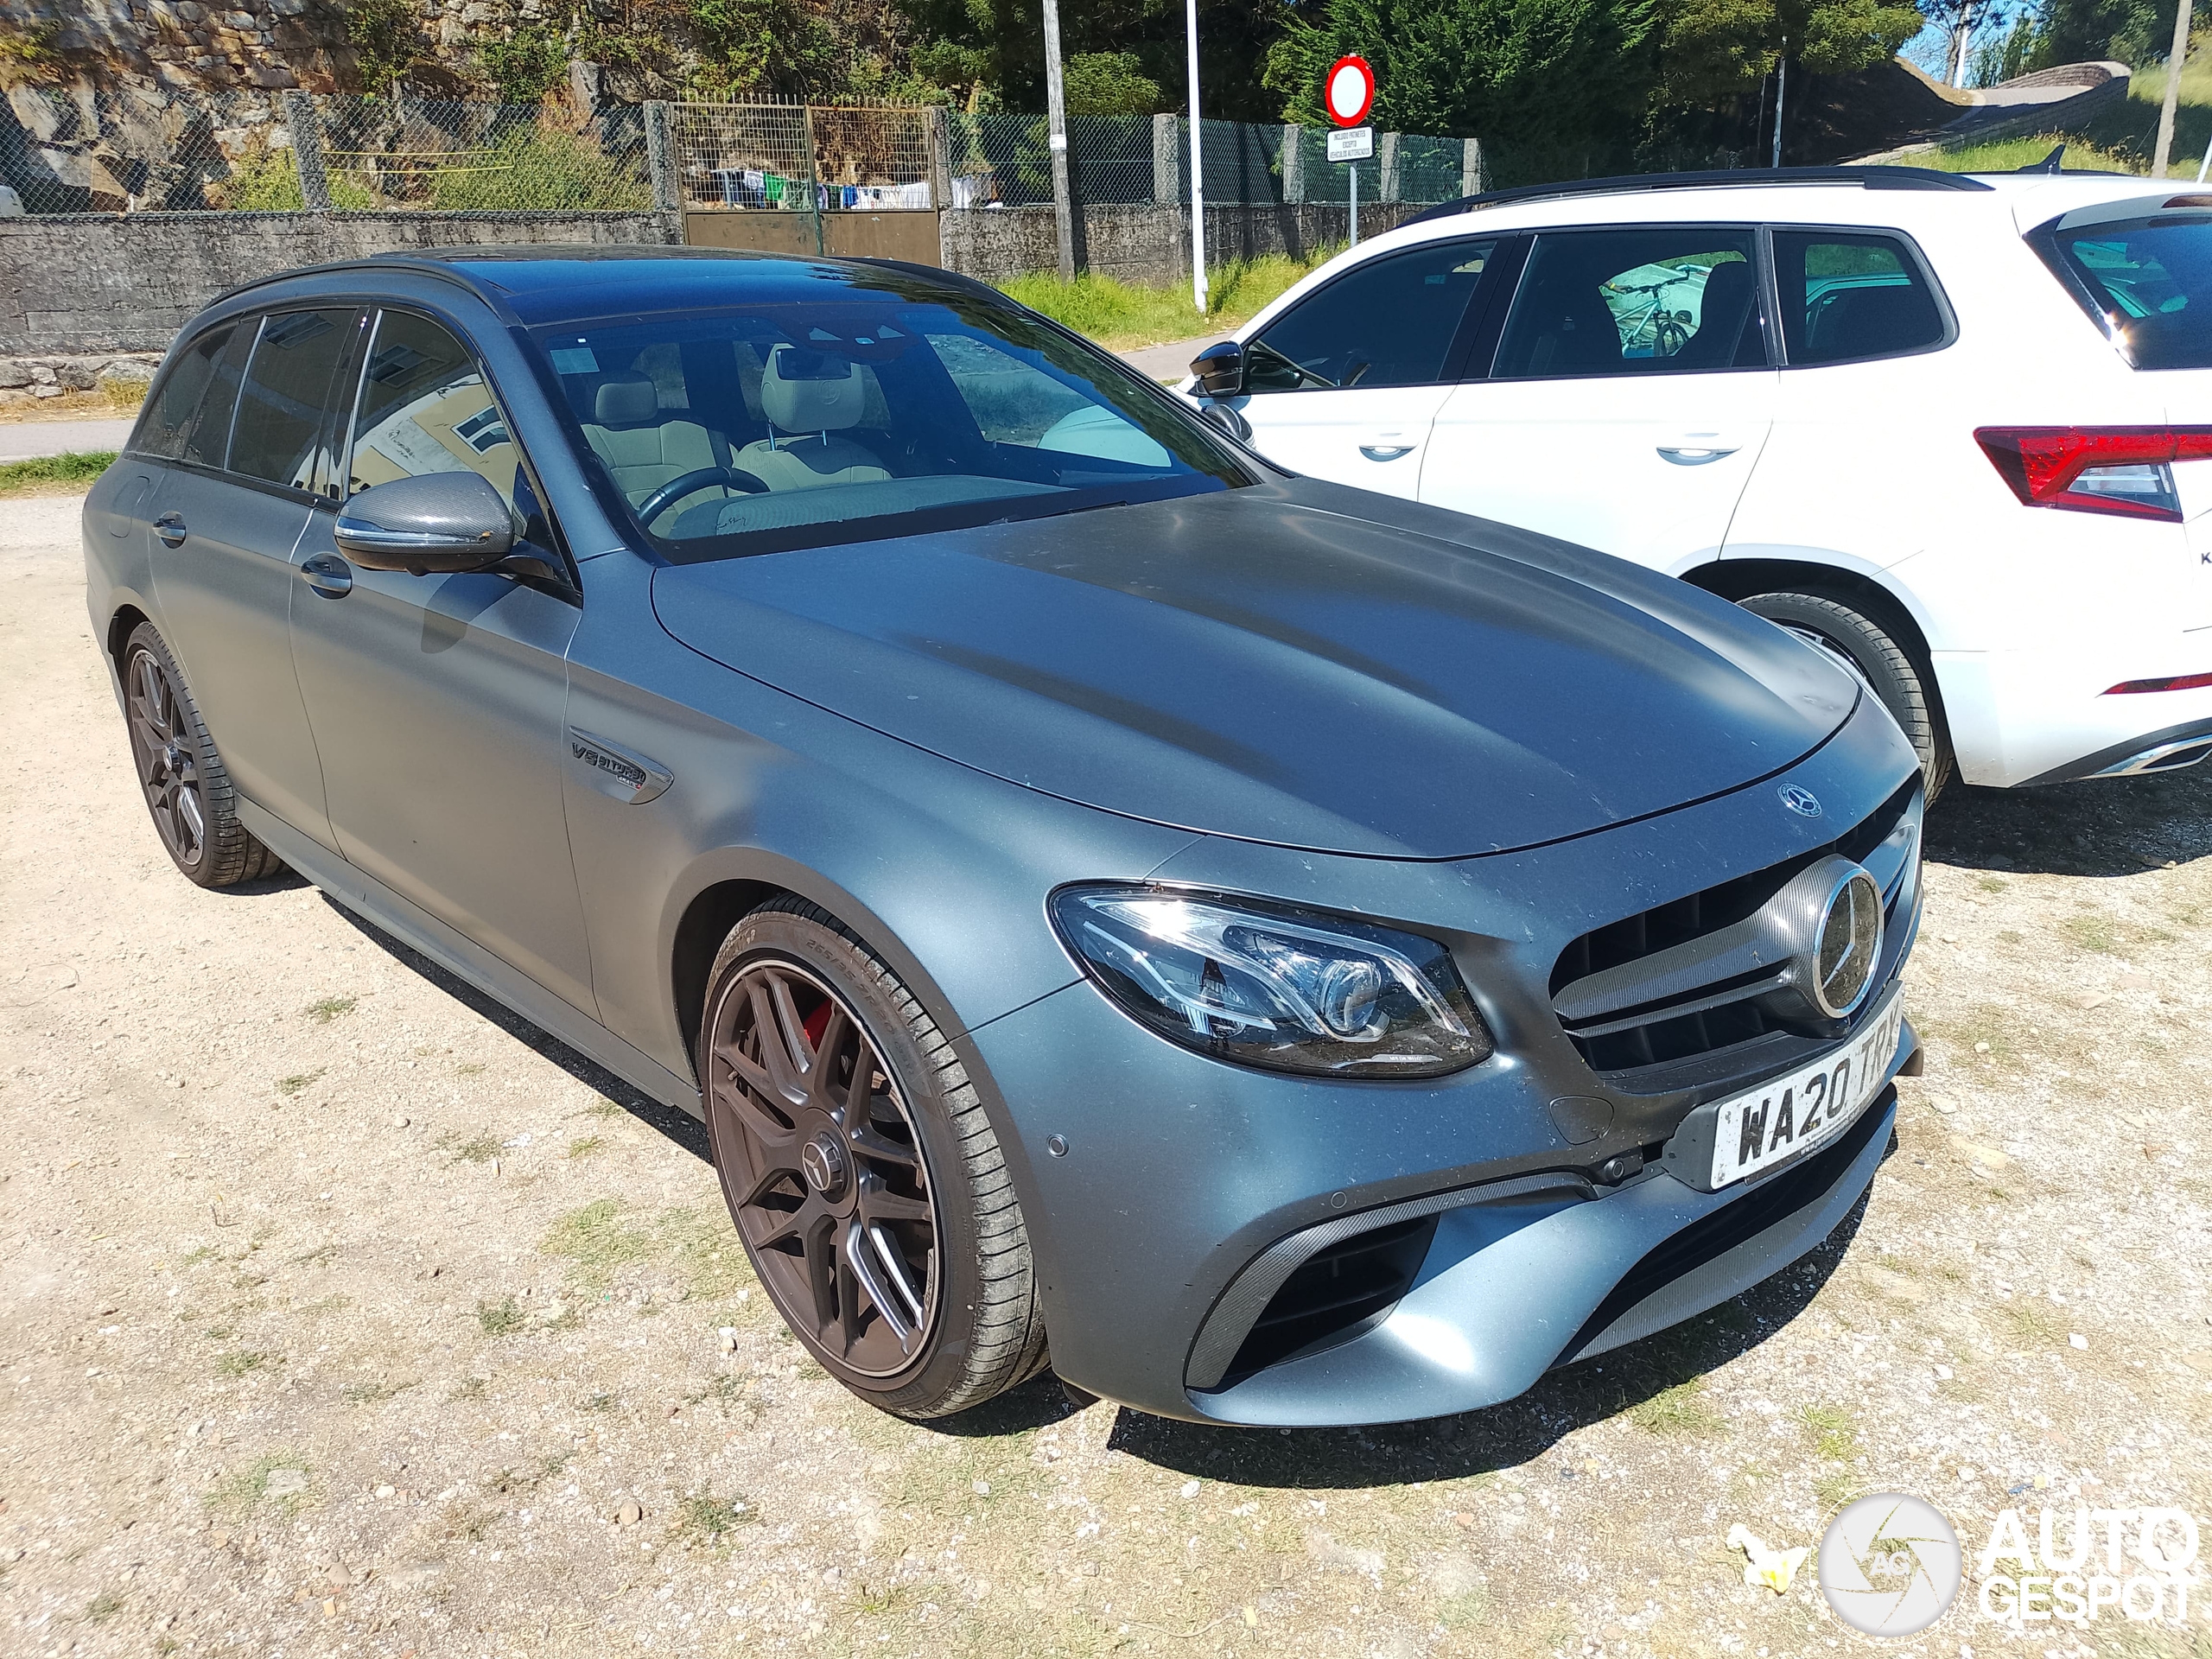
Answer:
xmin=1185 ymin=0 xmax=1206 ymax=311
xmin=1041 ymin=0 xmax=1076 ymax=280
xmin=801 ymin=105 xmax=825 ymax=256
xmin=1770 ymin=47 xmax=1786 ymax=168
xmin=2158 ymin=0 xmax=2195 ymax=177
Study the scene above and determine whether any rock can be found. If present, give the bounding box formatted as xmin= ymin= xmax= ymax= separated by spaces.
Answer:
xmin=1973 ymin=1041 xmax=1991 ymax=1054
xmin=2119 ymin=971 xmax=2153 ymax=990
xmin=57 ymin=363 xmax=96 ymax=391
xmin=1860 ymin=1265 xmax=1927 ymax=1305
xmin=1926 ymin=1094 xmax=1958 ymax=1116
xmin=0 ymin=362 xmax=29 ymax=388
xmin=2183 ymin=1352 xmax=2212 ymax=1375
xmin=374 ymin=1484 xmax=395 ymax=1498
xmin=1179 ymin=1479 xmax=1200 ymax=1498
xmin=391 ymin=1114 xmax=409 ymax=1128
xmin=32 ymin=385 xmax=62 ymax=399
xmin=324 ymin=1561 xmax=351 ymax=1590
xmin=2069 ymin=1333 xmax=2088 ymax=1350
xmin=263 ymin=1468 xmax=308 ymax=1497
xmin=614 ymin=1499 xmax=643 ymax=1525
xmin=2071 ymin=991 xmax=2111 ymax=1010
xmin=1952 ymin=1135 xmax=2011 ymax=1170
xmin=1305 ymin=1531 xmax=1384 ymax=1575
xmin=971 ymin=1479 xmax=989 ymax=1495
xmin=2145 ymin=1142 xmax=2171 ymax=1159
xmin=31 ymin=366 xmax=56 ymax=385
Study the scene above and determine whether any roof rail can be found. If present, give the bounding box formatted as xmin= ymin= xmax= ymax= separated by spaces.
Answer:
xmin=1402 ymin=165 xmax=1996 ymax=227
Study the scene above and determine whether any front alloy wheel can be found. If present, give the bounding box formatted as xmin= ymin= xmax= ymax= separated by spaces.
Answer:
xmin=699 ymin=899 xmax=1049 ymax=1416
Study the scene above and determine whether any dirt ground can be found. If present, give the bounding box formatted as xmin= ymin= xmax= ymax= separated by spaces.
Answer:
xmin=3 ymin=490 xmax=2209 ymax=1659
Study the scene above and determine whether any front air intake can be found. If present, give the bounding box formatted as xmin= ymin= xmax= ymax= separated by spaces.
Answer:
xmin=1219 ymin=1215 xmax=1437 ymax=1384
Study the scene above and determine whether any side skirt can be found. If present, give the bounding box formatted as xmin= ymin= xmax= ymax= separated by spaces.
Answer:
xmin=238 ymin=799 xmax=705 ymax=1122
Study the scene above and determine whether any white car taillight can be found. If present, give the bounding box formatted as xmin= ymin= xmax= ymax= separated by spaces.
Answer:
xmin=1975 ymin=426 xmax=2212 ymax=523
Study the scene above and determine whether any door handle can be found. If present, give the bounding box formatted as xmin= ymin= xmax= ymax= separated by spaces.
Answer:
xmin=300 ymin=552 xmax=354 ymax=599
xmin=154 ymin=512 xmax=187 ymax=546
xmin=1358 ymin=443 xmax=1416 ymax=462
xmin=1656 ymin=443 xmax=1739 ymax=466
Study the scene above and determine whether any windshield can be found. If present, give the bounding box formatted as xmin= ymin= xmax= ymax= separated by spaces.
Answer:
xmin=530 ymin=295 xmax=1249 ymax=562
xmin=2045 ymin=213 xmax=2212 ymax=369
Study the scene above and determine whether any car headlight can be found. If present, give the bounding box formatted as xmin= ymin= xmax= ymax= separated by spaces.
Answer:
xmin=1048 ymin=887 xmax=1494 ymax=1077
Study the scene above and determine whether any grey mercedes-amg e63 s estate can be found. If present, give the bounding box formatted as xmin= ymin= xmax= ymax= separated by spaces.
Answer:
xmin=84 ymin=248 xmax=1923 ymax=1427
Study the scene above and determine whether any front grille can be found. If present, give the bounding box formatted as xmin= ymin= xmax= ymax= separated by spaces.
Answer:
xmin=1550 ymin=779 xmax=1920 ymax=1092
xmin=1220 ymin=1215 xmax=1437 ymax=1384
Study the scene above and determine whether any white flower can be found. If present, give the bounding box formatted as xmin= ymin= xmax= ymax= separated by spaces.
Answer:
xmin=1726 ymin=1523 xmax=1808 ymax=1594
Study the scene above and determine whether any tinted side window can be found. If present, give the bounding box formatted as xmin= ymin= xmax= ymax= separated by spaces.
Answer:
xmin=228 ymin=308 xmax=359 ymax=491
xmin=346 ymin=311 xmax=520 ymax=512
xmin=1247 ymin=240 xmax=1497 ymax=391
xmin=1773 ymin=232 xmax=1947 ymax=365
xmin=134 ymin=324 xmax=246 ymax=464
xmin=1495 ymin=229 xmax=1765 ymax=378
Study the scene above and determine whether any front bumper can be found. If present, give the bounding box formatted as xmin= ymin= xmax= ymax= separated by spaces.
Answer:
xmin=958 ymin=695 xmax=1923 ymax=1426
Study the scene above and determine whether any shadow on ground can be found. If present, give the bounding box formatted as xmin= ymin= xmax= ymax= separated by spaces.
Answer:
xmin=1926 ymin=760 xmax=2212 ymax=878
xmin=320 ymin=893 xmax=709 ymax=1161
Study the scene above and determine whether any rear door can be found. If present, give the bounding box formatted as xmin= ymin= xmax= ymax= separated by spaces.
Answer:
xmin=1217 ymin=236 xmax=1503 ymax=499
xmin=1422 ymin=226 xmax=1776 ymax=571
xmin=145 ymin=310 xmax=352 ymax=849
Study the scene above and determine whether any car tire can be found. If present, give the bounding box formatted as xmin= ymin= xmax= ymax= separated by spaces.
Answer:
xmin=698 ymin=898 xmax=1051 ymax=1418
xmin=120 ymin=621 xmax=285 ymax=888
xmin=1738 ymin=590 xmax=1954 ymax=804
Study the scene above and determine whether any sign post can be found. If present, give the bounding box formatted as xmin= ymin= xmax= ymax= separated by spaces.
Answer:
xmin=1324 ymin=54 xmax=1375 ymax=248
xmin=1186 ymin=0 xmax=1206 ymax=309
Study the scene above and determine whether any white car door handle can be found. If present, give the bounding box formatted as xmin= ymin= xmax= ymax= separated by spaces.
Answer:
xmin=1359 ymin=443 xmax=1417 ymax=461
xmin=1656 ymin=442 xmax=1739 ymax=466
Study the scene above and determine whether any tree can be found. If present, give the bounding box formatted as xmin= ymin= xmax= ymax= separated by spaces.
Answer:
xmin=1659 ymin=0 xmax=1923 ymax=103
xmin=1262 ymin=0 xmax=1659 ymax=181
xmin=1921 ymin=0 xmax=2003 ymax=83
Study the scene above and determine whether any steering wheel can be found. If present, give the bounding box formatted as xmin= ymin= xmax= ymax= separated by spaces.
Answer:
xmin=636 ymin=466 xmax=769 ymax=528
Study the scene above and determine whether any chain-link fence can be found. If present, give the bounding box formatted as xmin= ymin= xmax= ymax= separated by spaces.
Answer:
xmin=0 ymin=86 xmax=1477 ymax=219
xmin=0 ymin=85 xmax=652 ymax=214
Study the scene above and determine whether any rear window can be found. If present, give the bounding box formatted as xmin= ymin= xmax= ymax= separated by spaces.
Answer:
xmin=2045 ymin=216 xmax=2212 ymax=369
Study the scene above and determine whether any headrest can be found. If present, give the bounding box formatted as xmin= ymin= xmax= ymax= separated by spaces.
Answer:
xmin=761 ymin=346 xmax=865 ymax=433
xmin=594 ymin=372 xmax=658 ymax=428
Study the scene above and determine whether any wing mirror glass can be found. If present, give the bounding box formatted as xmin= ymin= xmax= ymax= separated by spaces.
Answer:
xmin=1189 ymin=340 xmax=1246 ymax=399
xmin=334 ymin=472 xmax=517 ymax=575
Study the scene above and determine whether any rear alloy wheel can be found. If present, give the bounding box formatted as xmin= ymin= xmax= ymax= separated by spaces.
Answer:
xmin=1739 ymin=590 xmax=1954 ymax=804
xmin=121 ymin=622 xmax=283 ymax=888
xmin=699 ymin=899 xmax=1049 ymax=1417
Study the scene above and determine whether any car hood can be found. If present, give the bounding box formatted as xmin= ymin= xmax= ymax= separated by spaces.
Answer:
xmin=649 ymin=479 xmax=1858 ymax=859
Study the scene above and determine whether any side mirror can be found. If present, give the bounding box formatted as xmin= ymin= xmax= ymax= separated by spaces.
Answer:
xmin=1189 ymin=340 xmax=1245 ymax=399
xmin=334 ymin=471 xmax=516 ymax=575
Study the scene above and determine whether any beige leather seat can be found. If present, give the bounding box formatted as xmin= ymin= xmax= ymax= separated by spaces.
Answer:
xmin=579 ymin=372 xmax=728 ymax=511
xmin=734 ymin=347 xmax=893 ymax=491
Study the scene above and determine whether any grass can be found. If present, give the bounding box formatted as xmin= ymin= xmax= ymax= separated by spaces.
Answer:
xmin=274 ymin=1070 xmax=322 ymax=1097
xmin=476 ymin=1294 xmax=527 ymax=1336
xmin=669 ymin=1491 xmax=758 ymax=1546
xmin=340 ymin=1377 xmax=415 ymax=1403
xmin=441 ymin=1130 xmax=501 ymax=1166
xmin=0 ymin=451 xmax=116 ymax=495
xmin=1920 ymin=132 xmax=2142 ymax=174
xmin=303 ymin=995 xmax=355 ymax=1023
xmin=1627 ymin=1375 xmax=1725 ymax=1436
xmin=204 ymin=1453 xmax=311 ymax=1518
xmin=85 ymin=1592 xmax=123 ymax=1623
xmin=1798 ymin=1402 xmax=1860 ymax=1461
xmin=1923 ymin=44 xmax=2212 ymax=179
xmin=542 ymin=1198 xmax=652 ymax=1282
xmin=540 ymin=1198 xmax=749 ymax=1303
xmin=997 ymin=250 xmax=1333 ymax=353
xmin=566 ymin=1135 xmax=607 ymax=1160
xmin=215 ymin=1348 xmax=275 ymax=1377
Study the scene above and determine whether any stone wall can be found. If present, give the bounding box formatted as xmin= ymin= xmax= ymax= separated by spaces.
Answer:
xmin=0 ymin=207 xmax=679 ymax=356
xmin=941 ymin=201 xmax=1428 ymax=289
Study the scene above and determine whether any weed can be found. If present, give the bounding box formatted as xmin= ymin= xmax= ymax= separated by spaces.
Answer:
xmin=1999 ymin=929 xmax=2024 ymax=945
xmin=669 ymin=1491 xmax=758 ymax=1546
xmin=579 ymin=1098 xmax=625 ymax=1118
xmin=1977 ymin=875 xmax=2010 ymax=893
xmin=998 ymin=251 xmax=1334 ymax=352
xmin=448 ymin=1376 xmax=490 ymax=1402
xmin=2066 ymin=913 xmax=2121 ymax=955
xmin=1814 ymin=1466 xmax=1863 ymax=1510
xmin=580 ymin=1389 xmax=618 ymax=1412
xmin=0 ymin=451 xmax=118 ymax=495
xmin=215 ymin=1349 xmax=275 ymax=1377
xmin=1628 ymin=1376 xmax=1724 ymax=1437
xmin=180 ymin=1244 xmax=217 ymax=1267
xmin=567 ymin=1135 xmax=607 ymax=1160
xmin=655 ymin=1205 xmax=750 ymax=1302
xmin=456 ymin=1061 xmax=486 ymax=1076
xmin=442 ymin=1501 xmax=499 ymax=1542
xmin=204 ymin=1454 xmax=311 ymax=1517
xmin=340 ymin=1378 xmax=415 ymax=1403
xmin=84 ymin=1591 xmax=123 ymax=1623
xmin=2002 ymin=1303 xmax=2064 ymax=1345
xmin=687 ymin=1374 xmax=747 ymax=1408
xmin=275 ymin=1070 xmax=323 ymax=1096
xmin=289 ymin=1243 xmax=339 ymax=1266
xmin=1798 ymin=1403 xmax=1860 ymax=1461
xmin=540 ymin=1198 xmax=652 ymax=1284
xmin=442 ymin=1131 xmax=501 ymax=1165
xmin=476 ymin=1295 xmax=526 ymax=1336
xmin=1439 ymin=1585 xmax=1492 ymax=1629
xmin=296 ymin=1294 xmax=351 ymax=1318
xmin=303 ymin=995 xmax=356 ymax=1023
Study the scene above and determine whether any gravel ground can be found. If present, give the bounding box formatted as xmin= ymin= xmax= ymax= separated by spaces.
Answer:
xmin=3 ymin=491 xmax=2209 ymax=1659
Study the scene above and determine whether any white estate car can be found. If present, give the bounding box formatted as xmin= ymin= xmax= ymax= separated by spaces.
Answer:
xmin=1179 ymin=165 xmax=2212 ymax=798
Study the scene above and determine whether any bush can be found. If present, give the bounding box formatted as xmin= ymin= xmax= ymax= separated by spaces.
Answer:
xmin=425 ymin=125 xmax=649 ymax=212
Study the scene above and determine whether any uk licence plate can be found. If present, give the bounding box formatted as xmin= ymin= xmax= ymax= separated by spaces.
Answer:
xmin=1707 ymin=990 xmax=1904 ymax=1190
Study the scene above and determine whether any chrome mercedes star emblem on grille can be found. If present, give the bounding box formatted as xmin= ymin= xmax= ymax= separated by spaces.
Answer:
xmin=1779 ymin=785 xmax=1823 ymax=818
xmin=1809 ymin=867 xmax=1884 ymax=1018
